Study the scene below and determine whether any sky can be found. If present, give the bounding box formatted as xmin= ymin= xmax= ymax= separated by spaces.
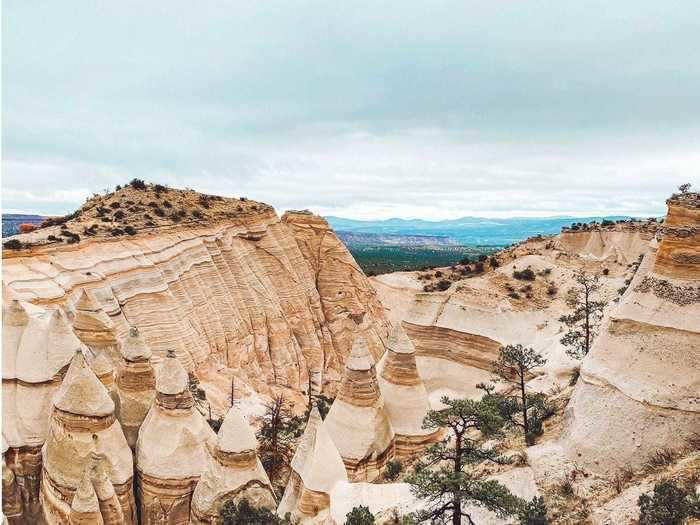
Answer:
xmin=3 ymin=1 xmax=700 ymax=220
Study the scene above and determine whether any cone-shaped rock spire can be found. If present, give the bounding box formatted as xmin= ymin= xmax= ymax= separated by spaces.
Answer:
xmin=136 ymin=351 xmax=215 ymax=525
xmin=72 ymin=290 xmax=119 ymax=361
xmin=323 ymin=336 xmax=395 ymax=481
xmin=278 ymin=407 xmax=347 ymax=520
xmin=69 ymin=468 xmax=104 ymax=525
xmin=116 ymin=327 xmax=156 ymax=449
xmin=41 ymin=351 xmax=135 ymax=525
xmin=379 ymin=324 xmax=442 ymax=458
xmin=191 ymin=406 xmax=276 ymax=524
xmin=89 ymin=452 xmax=125 ymax=525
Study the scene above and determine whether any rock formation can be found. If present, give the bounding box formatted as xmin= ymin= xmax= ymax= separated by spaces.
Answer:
xmin=68 ymin=468 xmax=105 ymax=525
xmin=547 ymin=193 xmax=700 ymax=473
xmin=41 ymin=350 xmax=135 ymax=524
xmin=2 ymin=299 xmax=83 ymax=518
xmin=136 ymin=350 xmax=216 ymax=525
xmin=89 ymin=453 xmax=127 ymax=525
xmin=278 ymin=407 xmax=348 ymax=521
xmin=323 ymin=336 xmax=395 ymax=481
xmin=2 ymin=437 xmax=23 ymax=524
xmin=72 ymin=290 xmax=120 ymax=362
xmin=116 ymin=327 xmax=156 ymax=449
xmin=190 ymin=406 xmax=276 ymax=524
xmin=378 ymin=324 xmax=442 ymax=458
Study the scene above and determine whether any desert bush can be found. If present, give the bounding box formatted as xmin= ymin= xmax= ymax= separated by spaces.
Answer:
xmin=109 ymin=201 xmax=121 ymax=209
xmin=115 ymin=184 xmax=122 ymax=191
xmin=219 ymin=498 xmax=291 ymax=525
xmin=114 ymin=210 xmax=125 ymax=220
xmin=154 ymin=208 xmax=166 ymax=217
xmin=47 ymin=235 xmax=61 ymax=242
xmin=645 ymin=448 xmax=676 ymax=470
xmin=436 ymin=279 xmax=451 ymax=291
xmin=518 ymin=496 xmax=549 ymax=525
xmin=638 ymin=480 xmax=700 ymax=525
xmin=111 ymin=228 xmax=124 ymax=236
xmin=3 ymin=239 xmax=23 ymax=250
xmin=547 ymin=284 xmax=558 ymax=296
xmin=192 ymin=210 xmax=203 ymax=219
xmin=124 ymin=226 xmax=137 ymax=236
xmin=163 ymin=200 xmax=172 ymax=208
xmin=154 ymin=183 xmax=168 ymax=194
xmin=508 ymin=291 xmax=520 ymax=299
xmin=434 ymin=270 xmax=443 ymax=278
xmin=558 ymin=477 xmax=574 ymax=497
xmin=490 ymin=256 xmax=499 ymax=268
xmin=383 ymin=460 xmax=403 ymax=481
xmin=513 ymin=268 xmax=536 ymax=281
xmin=129 ymin=178 xmax=146 ymax=190
xmin=345 ymin=505 xmax=375 ymax=525
xmin=602 ymin=268 xmax=610 ymax=275
xmin=199 ymin=195 xmax=211 ymax=208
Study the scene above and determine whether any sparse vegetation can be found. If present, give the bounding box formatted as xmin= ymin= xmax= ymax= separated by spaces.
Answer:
xmin=3 ymin=239 xmax=23 ymax=250
xmin=638 ymin=480 xmax=700 ymax=525
xmin=383 ymin=459 xmax=403 ymax=481
xmin=219 ymin=499 xmax=292 ymax=525
xmin=559 ymin=270 xmax=605 ymax=359
xmin=518 ymin=496 xmax=549 ymax=524
xmin=345 ymin=505 xmax=375 ymax=525
xmin=513 ymin=268 xmax=536 ymax=281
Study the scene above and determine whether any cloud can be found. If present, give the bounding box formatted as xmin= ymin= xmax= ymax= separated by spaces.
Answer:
xmin=3 ymin=1 xmax=700 ymax=217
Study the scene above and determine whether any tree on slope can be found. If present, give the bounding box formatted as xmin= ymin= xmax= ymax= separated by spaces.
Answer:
xmin=489 ymin=344 xmax=549 ymax=445
xmin=406 ymin=396 xmax=521 ymax=525
xmin=559 ymin=270 xmax=605 ymax=359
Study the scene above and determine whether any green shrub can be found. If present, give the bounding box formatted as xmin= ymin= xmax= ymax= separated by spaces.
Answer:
xmin=129 ymin=178 xmax=147 ymax=190
xmin=638 ymin=481 xmax=699 ymax=525
xmin=3 ymin=239 xmax=23 ymax=250
xmin=220 ymin=498 xmax=290 ymax=525
xmin=513 ymin=268 xmax=536 ymax=281
xmin=124 ymin=226 xmax=137 ymax=236
xmin=345 ymin=505 xmax=375 ymax=525
xmin=383 ymin=460 xmax=403 ymax=481
xmin=436 ymin=279 xmax=451 ymax=291
xmin=519 ymin=496 xmax=549 ymax=524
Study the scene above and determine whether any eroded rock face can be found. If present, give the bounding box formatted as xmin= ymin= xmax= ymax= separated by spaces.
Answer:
xmin=136 ymin=352 xmax=215 ymax=525
xmin=190 ymin=406 xmax=276 ymax=524
xmin=378 ymin=325 xmax=442 ymax=458
xmin=4 ymin=209 xmax=389 ymax=397
xmin=323 ymin=337 xmax=395 ymax=481
xmin=41 ymin=351 xmax=135 ymax=525
xmin=552 ymin=195 xmax=700 ymax=473
xmin=278 ymin=407 xmax=347 ymax=521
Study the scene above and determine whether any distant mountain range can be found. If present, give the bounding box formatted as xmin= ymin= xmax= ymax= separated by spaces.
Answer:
xmin=336 ymin=231 xmax=458 ymax=246
xmin=326 ymin=215 xmax=633 ymax=246
xmin=2 ymin=214 xmax=45 ymax=237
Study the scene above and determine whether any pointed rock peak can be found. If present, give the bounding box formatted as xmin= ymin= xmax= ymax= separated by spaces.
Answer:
xmin=90 ymin=352 xmax=114 ymax=377
xmin=53 ymin=350 xmax=115 ymax=417
xmin=75 ymin=289 xmax=99 ymax=312
xmin=4 ymin=299 xmax=28 ymax=325
xmin=307 ymin=406 xmax=322 ymax=429
xmin=388 ymin=323 xmax=415 ymax=355
xmin=121 ymin=326 xmax=152 ymax=361
xmin=346 ymin=336 xmax=373 ymax=371
xmin=218 ymin=406 xmax=257 ymax=454
xmin=89 ymin=452 xmax=116 ymax=500
xmin=71 ymin=468 xmax=100 ymax=514
xmin=155 ymin=350 xmax=188 ymax=395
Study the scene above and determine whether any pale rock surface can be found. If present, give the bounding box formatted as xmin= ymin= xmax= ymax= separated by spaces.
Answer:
xmin=136 ymin=351 xmax=216 ymax=525
xmin=278 ymin=407 xmax=347 ymax=521
xmin=190 ymin=406 xmax=276 ymax=524
xmin=323 ymin=336 xmax=395 ymax=481
xmin=69 ymin=468 xmax=105 ymax=525
xmin=41 ymin=351 xmax=135 ymax=524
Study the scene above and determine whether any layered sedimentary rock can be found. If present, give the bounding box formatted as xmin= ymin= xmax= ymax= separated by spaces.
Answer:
xmin=323 ymin=337 xmax=395 ymax=481
xmin=559 ymin=221 xmax=656 ymax=264
xmin=378 ymin=324 xmax=442 ymax=457
xmin=72 ymin=290 xmax=120 ymax=362
xmin=4 ymin=203 xmax=389 ymax=397
xmin=41 ymin=351 xmax=135 ymax=524
xmin=552 ymin=194 xmax=700 ymax=473
xmin=190 ymin=406 xmax=276 ymax=524
xmin=136 ymin=351 xmax=216 ymax=525
xmin=116 ymin=327 xmax=156 ymax=449
xmin=278 ymin=407 xmax=347 ymax=521
xmin=68 ymin=469 xmax=104 ymax=525
xmin=2 ymin=298 xmax=83 ymax=517
xmin=89 ymin=453 xmax=126 ymax=525
xmin=2 ymin=438 xmax=24 ymax=524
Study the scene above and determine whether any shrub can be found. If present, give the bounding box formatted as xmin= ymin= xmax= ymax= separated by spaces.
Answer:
xmin=345 ymin=506 xmax=375 ymax=525
xmin=547 ymin=284 xmax=558 ymax=296
xmin=47 ymin=235 xmax=60 ymax=242
xmin=508 ymin=291 xmax=521 ymax=299
xmin=383 ymin=460 xmax=403 ymax=481
xmin=602 ymin=268 xmax=610 ymax=275
xmin=518 ymin=496 xmax=549 ymax=525
xmin=171 ymin=213 xmax=182 ymax=223
xmin=114 ymin=210 xmax=125 ymax=220
xmin=163 ymin=200 xmax=172 ymax=208
xmin=638 ymin=480 xmax=699 ymax=525
xmin=436 ymin=279 xmax=451 ymax=291
xmin=111 ymin=228 xmax=124 ymax=236
xmin=154 ymin=208 xmax=166 ymax=217
xmin=192 ymin=210 xmax=203 ymax=219
xmin=219 ymin=498 xmax=291 ymax=525
xmin=602 ymin=219 xmax=614 ymax=227
xmin=434 ymin=270 xmax=443 ymax=278
xmin=115 ymin=184 xmax=122 ymax=191
xmin=109 ymin=201 xmax=121 ymax=209
xmin=3 ymin=239 xmax=23 ymax=250
xmin=124 ymin=226 xmax=137 ymax=236
xmin=513 ymin=268 xmax=536 ymax=281
xmin=490 ymin=256 xmax=499 ymax=268
xmin=154 ymin=183 xmax=168 ymax=194
xmin=199 ymin=195 xmax=211 ymax=208
xmin=129 ymin=178 xmax=147 ymax=190
xmin=147 ymin=201 xmax=158 ymax=208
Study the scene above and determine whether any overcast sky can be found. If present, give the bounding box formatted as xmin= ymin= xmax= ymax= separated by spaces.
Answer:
xmin=3 ymin=1 xmax=700 ymax=219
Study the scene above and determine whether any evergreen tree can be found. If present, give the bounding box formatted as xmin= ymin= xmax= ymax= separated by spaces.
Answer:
xmin=345 ymin=505 xmax=376 ymax=525
xmin=559 ymin=270 xmax=605 ymax=359
xmin=405 ymin=396 xmax=522 ymax=525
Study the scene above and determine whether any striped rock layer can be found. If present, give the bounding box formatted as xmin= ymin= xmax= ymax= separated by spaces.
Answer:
xmin=379 ymin=324 xmax=442 ymax=458
xmin=555 ymin=194 xmax=700 ymax=473
xmin=190 ymin=407 xmax=276 ymax=524
xmin=323 ymin=337 xmax=395 ymax=482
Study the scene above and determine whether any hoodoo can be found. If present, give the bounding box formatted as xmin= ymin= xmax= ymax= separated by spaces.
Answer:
xmin=379 ymin=324 xmax=442 ymax=458
xmin=89 ymin=453 xmax=126 ymax=525
xmin=41 ymin=350 xmax=135 ymax=524
xmin=72 ymin=290 xmax=119 ymax=362
xmin=136 ymin=350 xmax=216 ymax=525
xmin=323 ymin=336 xmax=395 ymax=481
xmin=68 ymin=468 xmax=105 ymax=525
xmin=540 ymin=192 xmax=700 ymax=473
xmin=2 ymin=301 xmax=83 ymax=517
xmin=116 ymin=327 xmax=156 ymax=449
xmin=190 ymin=406 xmax=276 ymax=524
xmin=278 ymin=407 xmax=347 ymax=521
xmin=2 ymin=438 xmax=23 ymax=524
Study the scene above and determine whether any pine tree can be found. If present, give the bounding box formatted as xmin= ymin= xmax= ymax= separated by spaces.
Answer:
xmin=405 ymin=396 xmax=521 ymax=525
xmin=559 ymin=270 xmax=606 ymax=359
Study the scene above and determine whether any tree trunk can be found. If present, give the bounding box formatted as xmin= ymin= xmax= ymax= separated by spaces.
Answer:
xmin=453 ymin=435 xmax=462 ymax=525
xmin=520 ymin=367 xmax=529 ymax=440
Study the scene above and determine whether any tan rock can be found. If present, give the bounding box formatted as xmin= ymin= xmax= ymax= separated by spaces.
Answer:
xmin=136 ymin=351 xmax=216 ymax=525
xmin=190 ymin=406 xmax=276 ymax=524
xmin=116 ymin=327 xmax=156 ymax=449
xmin=41 ymin=350 xmax=136 ymax=525
xmin=323 ymin=336 xmax=395 ymax=481
xmin=69 ymin=468 xmax=104 ymax=525
xmin=89 ymin=452 xmax=126 ymax=525
xmin=72 ymin=290 xmax=119 ymax=362
xmin=378 ymin=324 xmax=442 ymax=458
xmin=2 ymin=439 xmax=23 ymax=524
xmin=278 ymin=407 xmax=347 ymax=520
